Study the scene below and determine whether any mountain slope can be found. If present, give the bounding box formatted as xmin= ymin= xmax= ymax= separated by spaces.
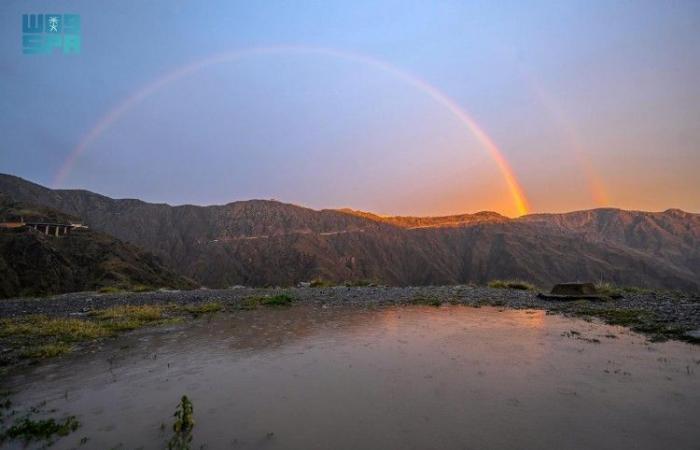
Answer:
xmin=1 ymin=173 xmax=698 ymax=291
xmin=0 ymin=194 xmax=196 ymax=298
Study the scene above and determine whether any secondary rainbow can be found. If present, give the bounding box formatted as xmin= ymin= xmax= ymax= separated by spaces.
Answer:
xmin=54 ymin=45 xmax=531 ymax=216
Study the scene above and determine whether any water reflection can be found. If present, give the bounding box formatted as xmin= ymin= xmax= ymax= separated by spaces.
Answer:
xmin=2 ymin=305 xmax=699 ymax=450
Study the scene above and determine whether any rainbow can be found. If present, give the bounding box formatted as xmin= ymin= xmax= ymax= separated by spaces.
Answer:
xmin=522 ymin=69 xmax=610 ymax=207
xmin=54 ymin=45 xmax=530 ymax=216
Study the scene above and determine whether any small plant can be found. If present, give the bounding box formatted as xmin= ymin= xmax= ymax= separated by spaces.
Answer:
xmin=97 ymin=286 xmax=123 ymax=294
xmin=344 ymin=279 xmax=376 ymax=287
xmin=168 ymin=395 xmax=194 ymax=450
xmin=310 ymin=278 xmax=333 ymax=288
xmin=179 ymin=302 xmax=223 ymax=315
xmin=411 ymin=296 xmax=442 ymax=307
xmin=241 ymin=294 xmax=294 ymax=309
xmin=90 ymin=305 xmax=166 ymax=331
xmin=0 ymin=315 xmax=108 ymax=341
xmin=1 ymin=416 xmax=80 ymax=443
xmin=21 ymin=343 xmax=72 ymax=359
xmin=488 ymin=280 xmax=535 ymax=290
xmin=131 ymin=284 xmax=154 ymax=293
xmin=260 ymin=294 xmax=294 ymax=306
xmin=595 ymin=282 xmax=651 ymax=297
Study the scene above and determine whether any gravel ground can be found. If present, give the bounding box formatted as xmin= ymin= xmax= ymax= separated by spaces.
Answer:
xmin=2 ymin=285 xmax=700 ymax=343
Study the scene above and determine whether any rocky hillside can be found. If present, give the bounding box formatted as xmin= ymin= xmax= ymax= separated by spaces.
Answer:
xmin=1 ymin=173 xmax=699 ymax=291
xmin=0 ymin=194 xmax=196 ymax=298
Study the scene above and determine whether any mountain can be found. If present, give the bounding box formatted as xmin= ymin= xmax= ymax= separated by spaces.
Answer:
xmin=0 ymin=193 xmax=196 ymax=298
xmin=1 ymin=173 xmax=699 ymax=291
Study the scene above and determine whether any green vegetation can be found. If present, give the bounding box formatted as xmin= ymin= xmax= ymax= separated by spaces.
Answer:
xmin=573 ymin=307 xmax=689 ymax=342
xmin=98 ymin=284 xmax=158 ymax=294
xmin=344 ymin=279 xmax=376 ymax=287
xmin=0 ymin=315 xmax=109 ymax=341
xmin=410 ymin=296 xmax=442 ymax=307
xmin=0 ymin=302 xmax=227 ymax=366
xmin=261 ymin=294 xmax=294 ymax=306
xmin=131 ymin=284 xmax=155 ymax=293
xmin=21 ymin=343 xmax=72 ymax=359
xmin=1 ymin=416 xmax=80 ymax=444
xmin=98 ymin=286 xmax=124 ymax=294
xmin=90 ymin=305 xmax=170 ymax=331
xmin=594 ymin=282 xmax=652 ymax=297
xmin=310 ymin=278 xmax=333 ymax=287
xmin=177 ymin=302 xmax=224 ymax=315
xmin=488 ymin=280 xmax=535 ymax=291
xmin=581 ymin=308 xmax=650 ymax=327
xmin=168 ymin=395 xmax=195 ymax=450
xmin=241 ymin=294 xmax=295 ymax=309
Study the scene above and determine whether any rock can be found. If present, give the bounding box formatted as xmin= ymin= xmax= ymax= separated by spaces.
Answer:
xmin=685 ymin=329 xmax=700 ymax=340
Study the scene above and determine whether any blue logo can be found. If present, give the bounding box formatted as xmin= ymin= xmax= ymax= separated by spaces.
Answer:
xmin=22 ymin=14 xmax=81 ymax=55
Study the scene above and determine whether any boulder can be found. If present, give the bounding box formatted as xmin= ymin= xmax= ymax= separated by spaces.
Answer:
xmin=537 ymin=282 xmax=605 ymax=301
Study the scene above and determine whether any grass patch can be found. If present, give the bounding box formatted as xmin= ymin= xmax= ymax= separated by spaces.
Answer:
xmin=410 ymin=296 xmax=442 ymax=307
xmin=1 ymin=416 xmax=80 ymax=443
xmin=241 ymin=294 xmax=295 ymax=309
xmin=177 ymin=302 xmax=224 ymax=315
xmin=488 ymin=280 xmax=535 ymax=291
xmin=344 ymin=279 xmax=376 ymax=287
xmin=594 ymin=282 xmax=652 ymax=297
xmin=131 ymin=284 xmax=155 ymax=293
xmin=579 ymin=308 xmax=650 ymax=327
xmin=21 ymin=343 xmax=72 ymax=359
xmin=574 ymin=307 xmax=689 ymax=341
xmin=1 ymin=305 xmax=187 ymax=365
xmin=260 ymin=294 xmax=294 ymax=306
xmin=89 ymin=305 xmax=168 ymax=331
xmin=0 ymin=315 xmax=109 ymax=341
xmin=310 ymin=278 xmax=333 ymax=288
xmin=97 ymin=286 xmax=124 ymax=294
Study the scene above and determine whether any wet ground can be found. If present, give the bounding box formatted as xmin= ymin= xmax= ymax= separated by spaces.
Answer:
xmin=2 ymin=305 xmax=699 ymax=449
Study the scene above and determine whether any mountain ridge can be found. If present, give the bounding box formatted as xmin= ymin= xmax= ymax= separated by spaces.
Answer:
xmin=0 ymin=192 xmax=196 ymax=298
xmin=1 ymin=173 xmax=698 ymax=291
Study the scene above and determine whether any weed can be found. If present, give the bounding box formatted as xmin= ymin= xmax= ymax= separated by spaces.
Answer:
xmin=574 ymin=307 xmax=689 ymax=341
xmin=0 ymin=316 xmax=108 ymax=341
xmin=168 ymin=395 xmax=194 ymax=450
xmin=411 ymin=296 xmax=442 ymax=307
xmin=178 ymin=302 xmax=223 ymax=315
xmin=131 ymin=284 xmax=154 ymax=293
xmin=239 ymin=298 xmax=260 ymax=310
xmin=310 ymin=278 xmax=333 ymax=288
xmin=595 ymin=282 xmax=652 ymax=297
xmin=242 ymin=294 xmax=294 ymax=309
xmin=344 ymin=279 xmax=376 ymax=287
xmin=90 ymin=305 xmax=166 ymax=331
xmin=1 ymin=416 xmax=79 ymax=443
xmin=21 ymin=343 xmax=72 ymax=359
xmin=261 ymin=294 xmax=294 ymax=306
xmin=97 ymin=286 xmax=123 ymax=294
xmin=488 ymin=280 xmax=535 ymax=291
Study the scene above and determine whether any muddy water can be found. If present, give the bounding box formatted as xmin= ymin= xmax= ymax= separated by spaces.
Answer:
xmin=2 ymin=305 xmax=699 ymax=450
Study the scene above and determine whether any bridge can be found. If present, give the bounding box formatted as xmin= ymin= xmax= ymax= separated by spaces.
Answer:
xmin=0 ymin=220 xmax=88 ymax=236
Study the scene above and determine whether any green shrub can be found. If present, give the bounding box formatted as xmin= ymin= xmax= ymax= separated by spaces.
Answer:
xmin=488 ymin=280 xmax=535 ymax=290
xmin=2 ymin=416 xmax=80 ymax=442
xmin=310 ymin=278 xmax=333 ymax=288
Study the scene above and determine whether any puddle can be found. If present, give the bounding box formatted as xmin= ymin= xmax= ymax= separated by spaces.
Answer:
xmin=2 ymin=305 xmax=699 ymax=449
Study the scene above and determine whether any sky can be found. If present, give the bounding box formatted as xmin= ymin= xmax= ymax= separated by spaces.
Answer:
xmin=1 ymin=0 xmax=699 ymax=217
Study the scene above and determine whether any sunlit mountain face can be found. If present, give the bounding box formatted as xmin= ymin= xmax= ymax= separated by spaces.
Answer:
xmin=2 ymin=2 xmax=699 ymax=217
xmin=2 ymin=174 xmax=699 ymax=292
